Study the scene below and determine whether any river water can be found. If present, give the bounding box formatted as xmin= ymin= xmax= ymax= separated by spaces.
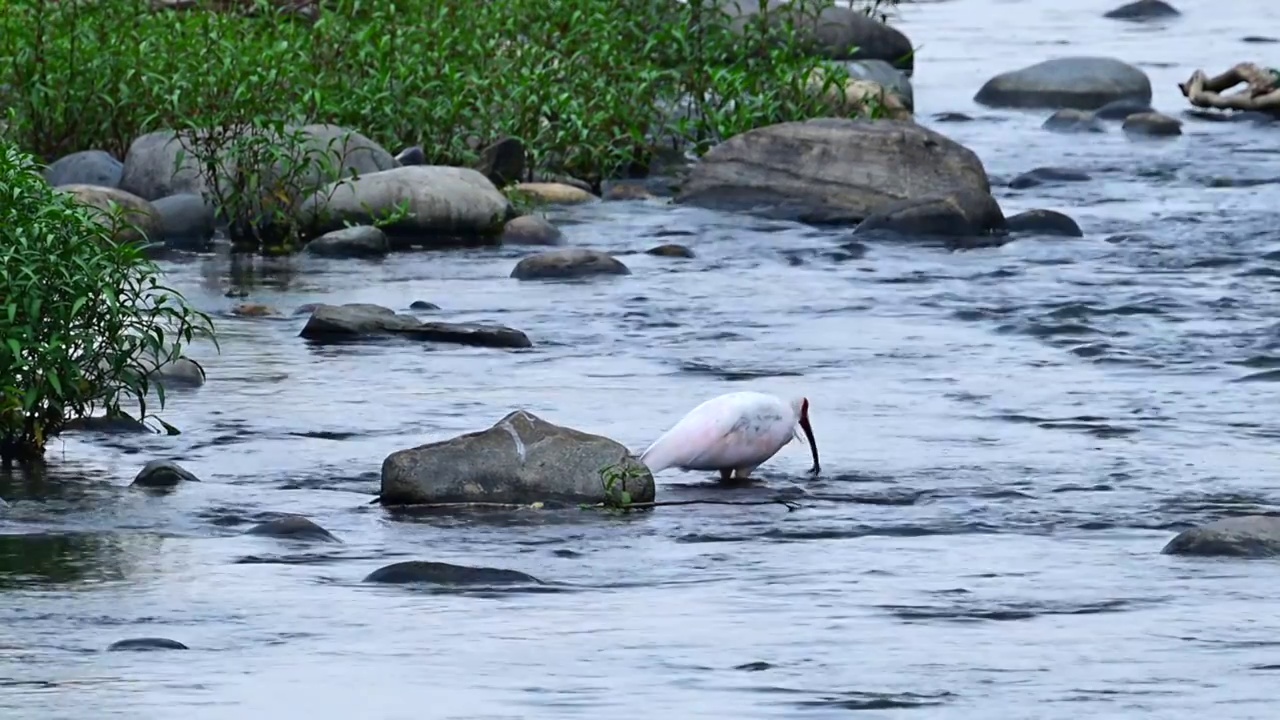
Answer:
xmin=5 ymin=0 xmax=1280 ymax=718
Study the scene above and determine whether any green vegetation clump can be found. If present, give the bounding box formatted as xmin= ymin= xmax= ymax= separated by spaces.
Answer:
xmin=1 ymin=0 xmax=900 ymax=184
xmin=0 ymin=141 xmax=215 ymax=464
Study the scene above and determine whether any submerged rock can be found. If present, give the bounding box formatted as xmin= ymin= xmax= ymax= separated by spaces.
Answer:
xmin=500 ymin=215 xmax=564 ymax=246
xmin=299 ymin=303 xmax=531 ymax=349
xmin=1043 ymin=109 xmax=1106 ymax=133
xmin=1094 ymin=98 xmax=1156 ymax=120
xmin=43 ymin=149 xmax=123 ymax=188
xmin=646 ymin=243 xmax=696 ymax=258
xmin=57 ymin=184 xmax=163 ymax=245
xmin=245 ymin=515 xmax=339 ymax=542
xmin=132 ymin=460 xmax=201 ymax=488
xmin=152 ymin=193 xmax=216 ymax=251
xmin=107 ymin=637 xmax=188 ymax=652
xmin=379 ymin=410 xmax=655 ymax=506
xmin=1162 ymin=515 xmax=1280 ymax=557
xmin=298 ymin=165 xmax=512 ymax=246
xmin=1005 ymin=209 xmax=1084 ymax=237
xmin=145 ymin=355 xmax=206 ymax=388
xmin=511 ymin=248 xmax=631 ymax=280
xmin=602 ymin=181 xmax=656 ymax=201
xmin=854 ymin=189 xmax=1006 ymax=239
xmin=1122 ymin=112 xmax=1183 ymax=137
xmin=677 ymin=119 xmax=996 ymax=228
xmin=1009 ymin=167 xmax=1092 ymax=189
xmin=1103 ymin=0 xmax=1179 ymax=21
xmin=364 ymin=561 xmax=543 ymax=586
xmin=304 ymin=225 xmax=389 ymax=258
xmin=512 ymin=182 xmax=598 ymax=205
xmin=975 ymin=57 xmax=1153 ymax=110
xmin=63 ymin=414 xmax=150 ymax=435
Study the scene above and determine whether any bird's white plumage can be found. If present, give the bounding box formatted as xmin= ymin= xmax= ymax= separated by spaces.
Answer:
xmin=640 ymin=391 xmax=806 ymax=477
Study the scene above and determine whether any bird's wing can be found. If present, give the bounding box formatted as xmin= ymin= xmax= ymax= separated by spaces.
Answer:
xmin=640 ymin=400 xmax=760 ymax=472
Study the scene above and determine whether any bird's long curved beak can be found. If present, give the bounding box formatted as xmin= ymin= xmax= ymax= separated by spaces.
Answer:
xmin=799 ymin=415 xmax=820 ymax=475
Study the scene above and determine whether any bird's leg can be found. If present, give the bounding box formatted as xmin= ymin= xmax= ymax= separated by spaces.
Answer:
xmin=718 ymin=468 xmax=733 ymax=483
xmin=733 ymin=465 xmax=757 ymax=481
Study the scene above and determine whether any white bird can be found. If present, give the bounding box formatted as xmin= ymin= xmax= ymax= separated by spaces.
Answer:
xmin=639 ymin=391 xmax=820 ymax=481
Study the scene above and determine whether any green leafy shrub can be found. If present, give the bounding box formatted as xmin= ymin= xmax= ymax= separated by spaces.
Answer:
xmin=0 ymin=140 xmax=216 ymax=464
xmin=1 ymin=0 xmax=901 ymax=187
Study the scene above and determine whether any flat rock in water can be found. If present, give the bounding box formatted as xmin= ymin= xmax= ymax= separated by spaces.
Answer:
xmin=245 ymin=515 xmax=339 ymax=542
xmin=363 ymin=561 xmax=543 ymax=586
xmin=43 ymin=150 xmax=123 ymax=188
xmin=132 ymin=459 xmax=201 ymax=488
xmin=1009 ymin=167 xmax=1092 ymax=189
xmin=152 ymin=193 xmax=216 ymax=251
xmin=677 ymin=119 xmax=995 ymax=227
xmin=56 ymin=184 xmax=163 ymax=245
xmin=712 ymin=0 xmax=914 ymax=71
xmin=1043 ymin=109 xmax=1106 ymax=133
xmin=304 ymin=225 xmax=389 ymax=258
xmin=513 ymin=182 xmax=598 ymax=205
xmin=1162 ymin=515 xmax=1280 ymax=557
xmin=511 ymin=248 xmax=631 ymax=280
xmin=298 ymin=166 xmax=512 ymax=246
xmin=379 ymin=410 xmax=654 ymax=506
xmin=975 ymin=57 xmax=1153 ymax=110
xmin=108 ymin=637 xmax=188 ymax=651
xmin=299 ymin=303 xmax=531 ymax=349
xmin=1005 ymin=209 xmax=1084 ymax=237
xmin=854 ymin=189 xmax=1006 ymax=239
xmin=1103 ymin=0 xmax=1179 ymax=21
xmin=500 ymin=215 xmax=564 ymax=246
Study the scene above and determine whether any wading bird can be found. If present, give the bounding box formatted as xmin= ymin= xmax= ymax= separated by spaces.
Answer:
xmin=639 ymin=391 xmax=821 ymax=481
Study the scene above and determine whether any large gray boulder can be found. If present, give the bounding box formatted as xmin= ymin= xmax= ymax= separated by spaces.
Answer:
xmin=975 ymin=57 xmax=1153 ymax=110
xmin=43 ymin=150 xmax=123 ymax=188
xmin=711 ymin=0 xmax=915 ymax=72
xmin=118 ymin=124 xmax=396 ymax=203
xmin=1162 ymin=515 xmax=1280 ymax=558
xmin=152 ymin=193 xmax=216 ymax=251
xmin=676 ymin=118 xmax=996 ymax=229
xmin=379 ymin=410 xmax=655 ymax=506
xmin=297 ymin=166 xmax=513 ymax=246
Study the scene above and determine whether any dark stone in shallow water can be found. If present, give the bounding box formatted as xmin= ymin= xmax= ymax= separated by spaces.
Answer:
xmin=853 ymin=189 xmax=1006 ymax=239
xmin=108 ymin=637 xmax=188 ymax=652
xmin=1243 ymin=36 xmax=1279 ymax=44
xmin=132 ymin=459 xmax=201 ymax=488
xmin=363 ymin=560 xmax=543 ymax=585
xmin=511 ymin=248 xmax=631 ymax=280
xmin=1122 ymin=112 xmax=1183 ymax=137
xmin=1043 ymin=109 xmax=1105 ymax=134
xmin=976 ymin=57 xmax=1153 ymax=110
xmin=409 ymin=300 xmax=440 ymax=310
xmin=1163 ymin=515 xmax=1280 ymax=557
xmin=646 ymin=243 xmax=696 ymax=258
xmin=245 ymin=515 xmax=339 ymax=542
xmin=1103 ymin=0 xmax=1179 ymax=21
xmin=1009 ymin=167 xmax=1092 ymax=189
xmin=299 ymin=303 xmax=531 ymax=349
xmin=932 ymin=112 xmax=972 ymax=122
xmin=1005 ymin=209 xmax=1084 ymax=237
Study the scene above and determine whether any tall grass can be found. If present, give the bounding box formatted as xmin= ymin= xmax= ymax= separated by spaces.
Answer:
xmin=1 ymin=0 xmax=901 ymax=184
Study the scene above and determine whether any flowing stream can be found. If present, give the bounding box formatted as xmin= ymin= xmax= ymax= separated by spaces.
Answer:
xmin=5 ymin=0 xmax=1280 ymax=717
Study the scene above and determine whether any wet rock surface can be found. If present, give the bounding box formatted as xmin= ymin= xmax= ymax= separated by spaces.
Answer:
xmin=304 ymin=225 xmax=389 ymax=258
xmin=107 ymin=638 xmax=189 ymax=652
xmin=298 ymin=303 xmax=531 ymax=349
xmin=511 ymin=248 xmax=631 ymax=280
xmin=363 ymin=561 xmax=543 ymax=586
xmin=244 ymin=515 xmax=339 ymax=542
xmin=379 ymin=410 xmax=654 ymax=506
xmin=1163 ymin=516 xmax=1280 ymax=558
xmin=132 ymin=460 xmax=201 ymax=488
xmin=1005 ymin=209 xmax=1084 ymax=237
xmin=975 ymin=57 xmax=1153 ymax=110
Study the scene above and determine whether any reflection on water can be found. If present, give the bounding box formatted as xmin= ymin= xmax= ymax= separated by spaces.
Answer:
xmin=5 ymin=0 xmax=1280 ymax=718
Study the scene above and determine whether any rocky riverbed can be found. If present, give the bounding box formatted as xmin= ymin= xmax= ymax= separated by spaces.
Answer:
xmin=5 ymin=0 xmax=1280 ymax=718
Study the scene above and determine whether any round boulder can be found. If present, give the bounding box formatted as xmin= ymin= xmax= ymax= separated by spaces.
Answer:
xmin=500 ymin=215 xmax=564 ymax=246
xmin=43 ymin=150 xmax=123 ymax=188
xmin=511 ymin=248 xmax=631 ymax=280
xmin=646 ymin=243 xmax=696 ymax=258
xmin=1005 ymin=209 xmax=1084 ymax=237
xmin=152 ymin=193 xmax=216 ymax=251
xmin=975 ymin=56 xmax=1153 ymax=110
xmin=1162 ymin=515 xmax=1280 ymax=557
xmin=1103 ymin=0 xmax=1179 ymax=21
xmin=1122 ymin=111 xmax=1183 ymax=137
xmin=363 ymin=561 xmax=543 ymax=586
xmin=677 ymin=118 xmax=997 ymax=229
xmin=1009 ymin=167 xmax=1092 ymax=189
xmin=56 ymin=184 xmax=163 ymax=245
xmin=304 ymin=225 xmax=389 ymax=258
xmin=132 ymin=459 xmax=201 ymax=488
xmin=713 ymin=0 xmax=915 ymax=72
xmin=245 ymin=515 xmax=339 ymax=542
